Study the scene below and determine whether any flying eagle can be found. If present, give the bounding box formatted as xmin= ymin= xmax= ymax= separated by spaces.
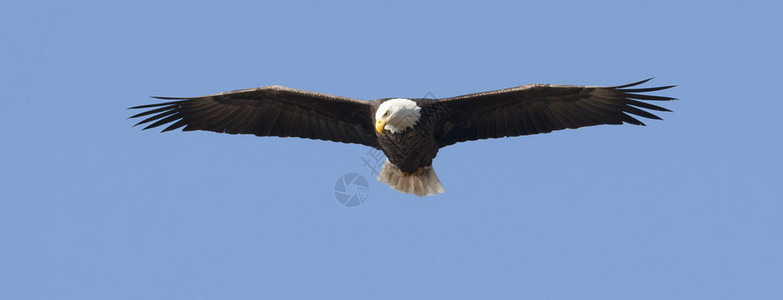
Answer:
xmin=130 ymin=78 xmax=675 ymax=196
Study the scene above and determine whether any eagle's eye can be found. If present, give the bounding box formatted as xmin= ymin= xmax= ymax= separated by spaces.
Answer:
xmin=382 ymin=111 xmax=390 ymax=118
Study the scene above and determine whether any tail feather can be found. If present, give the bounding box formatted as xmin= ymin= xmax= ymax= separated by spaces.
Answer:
xmin=377 ymin=159 xmax=445 ymax=196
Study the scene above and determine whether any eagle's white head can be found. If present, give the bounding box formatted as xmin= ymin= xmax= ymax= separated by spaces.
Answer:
xmin=375 ymin=98 xmax=422 ymax=134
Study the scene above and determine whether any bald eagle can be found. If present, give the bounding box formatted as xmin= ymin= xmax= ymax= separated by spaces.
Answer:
xmin=130 ymin=78 xmax=675 ymax=196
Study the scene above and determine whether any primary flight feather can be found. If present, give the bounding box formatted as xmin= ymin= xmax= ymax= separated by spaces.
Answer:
xmin=130 ymin=78 xmax=676 ymax=196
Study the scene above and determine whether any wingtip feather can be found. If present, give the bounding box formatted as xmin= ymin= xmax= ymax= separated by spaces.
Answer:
xmin=614 ymin=78 xmax=654 ymax=89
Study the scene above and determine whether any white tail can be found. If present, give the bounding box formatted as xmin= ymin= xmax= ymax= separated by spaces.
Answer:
xmin=377 ymin=159 xmax=445 ymax=196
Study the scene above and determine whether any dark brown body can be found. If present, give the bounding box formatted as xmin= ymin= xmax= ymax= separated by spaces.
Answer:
xmin=374 ymin=98 xmax=446 ymax=173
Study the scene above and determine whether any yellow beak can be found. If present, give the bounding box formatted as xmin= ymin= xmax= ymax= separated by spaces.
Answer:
xmin=375 ymin=119 xmax=386 ymax=134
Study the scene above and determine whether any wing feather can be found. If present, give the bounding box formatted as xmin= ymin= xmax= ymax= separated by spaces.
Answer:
xmin=134 ymin=107 xmax=179 ymax=126
xmin=623 ymin=105 xmax=662 ymax=120
xmin=145 ymin=114 xmax=183 ymax=130
xmin=129 ymin=86 xmax=379 ymax=148
xmin=620 ymin=113 xmax=645 ymax=126
xmin=298 ymin=114 xmax=314 ymax=139
xmin=505 ymin=109 xmax=522 ymax=135
xmin=626 ymin=99 xmax=670 ymax=112
xmin=162 ymin=119 xmax=188 ymax=132
xmin=434 ymin=79 xmax=675 ymax=147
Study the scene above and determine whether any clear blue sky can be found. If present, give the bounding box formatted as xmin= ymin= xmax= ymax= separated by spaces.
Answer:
xmin=2 ymin=1 xmax=781 ymax=299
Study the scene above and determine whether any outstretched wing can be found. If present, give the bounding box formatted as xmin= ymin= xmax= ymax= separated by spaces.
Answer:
xmin=433 ymin=79 xmax=676 ymax=148
xmin=129 ymin=85 xmax=379 ymax=148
